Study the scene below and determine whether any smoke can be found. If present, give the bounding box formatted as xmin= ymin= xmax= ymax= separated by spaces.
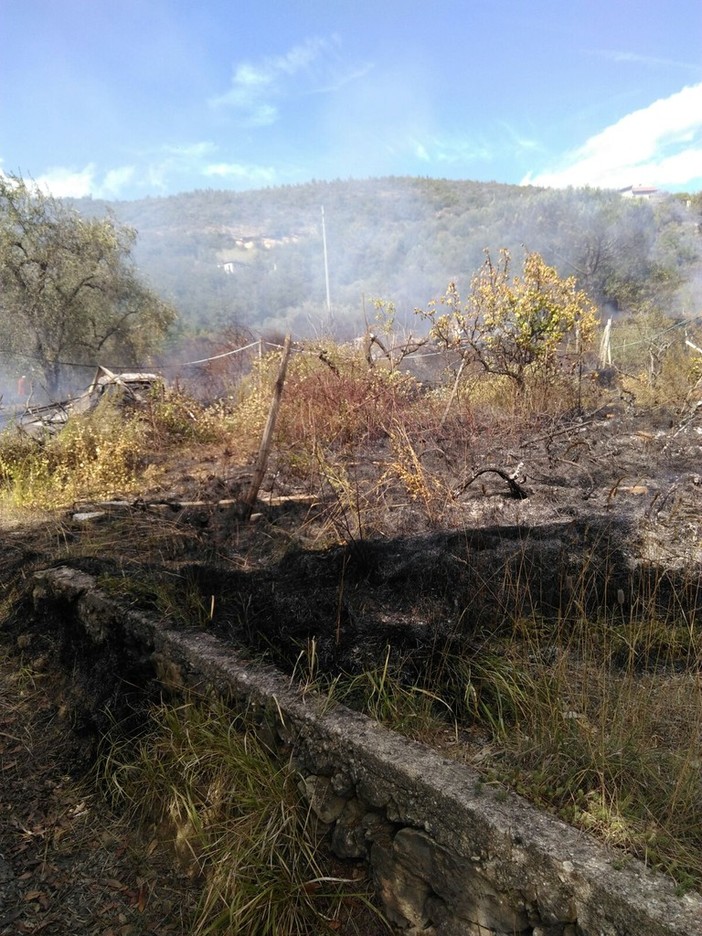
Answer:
xmin=69 ymin=179 xmax=702 ymax=349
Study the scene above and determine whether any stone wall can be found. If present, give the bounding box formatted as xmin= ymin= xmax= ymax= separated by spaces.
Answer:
xmin=32 ymin=566 xmax=702 ymax=936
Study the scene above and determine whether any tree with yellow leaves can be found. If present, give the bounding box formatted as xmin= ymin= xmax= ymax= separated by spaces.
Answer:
xmin=423 ymin=249 xmax=598 ymax=393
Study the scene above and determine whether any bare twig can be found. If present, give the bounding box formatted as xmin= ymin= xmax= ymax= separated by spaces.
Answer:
xmin=453 ymin=466 xmax=528 ymax=500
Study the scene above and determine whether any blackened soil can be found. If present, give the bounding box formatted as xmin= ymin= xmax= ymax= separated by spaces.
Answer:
xmin=0 ymin=402 xmax=701 ymax=933
xmin=9 ymin=404 xmax=702 ymax=686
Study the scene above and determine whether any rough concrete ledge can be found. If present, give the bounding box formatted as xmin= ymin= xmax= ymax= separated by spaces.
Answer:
xmin=33 ymin=566 xmax=702 ymax=936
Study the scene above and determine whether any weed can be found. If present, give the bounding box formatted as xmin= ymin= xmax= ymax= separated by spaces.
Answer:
xmin=100 ymin=695 xmax=384 ymax=935
xmin=0 ymin=402 xmax=151 ymax=508
xmin=463 ymin=590 xmax=702 ymax=887
xmin=383 ymin=422 xmax=449 ymax=524
xmin=147 ymin=390 xmax=233 ymax=444
xmin=98 ymin=570 xmax=213 ymax=629
xmin=277 ymin=346 xmax=419 ymax=451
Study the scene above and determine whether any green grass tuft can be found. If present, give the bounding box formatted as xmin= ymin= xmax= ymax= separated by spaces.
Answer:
xmin=99 ymin=695 xmax=385 ymax=935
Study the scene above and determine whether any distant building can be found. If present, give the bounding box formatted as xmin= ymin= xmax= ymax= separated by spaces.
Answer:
xmin=618 ymin=184 xmax=660 ymax=199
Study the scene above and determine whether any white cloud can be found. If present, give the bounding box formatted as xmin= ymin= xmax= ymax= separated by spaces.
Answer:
xmin=35 ymin=165 xmax=97 ymax=198
xmin=12 ymin=140 xmax=252 ymax=201
xmin=203 ymin=162 xmax=276 ymax=185
xmin=28 ymin=164 xmax=137 ymax=199
xmin=101 ymin=166 xmax=136 ymax=198
xmin=523 ymin=83 xmax=702 ymax=190
xmin=274 ymin=37 xmax=330 ymax=76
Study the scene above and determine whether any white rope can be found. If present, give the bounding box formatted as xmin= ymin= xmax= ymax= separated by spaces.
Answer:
xmin=180 ymin=339 xmax=262 ymax=366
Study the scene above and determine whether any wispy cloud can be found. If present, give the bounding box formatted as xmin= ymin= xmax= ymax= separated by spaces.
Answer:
xmin=210 ymin=36 xmax=335 ymax=124
xmin=523 ymin=83 xmax=702 ymax=190
xmin=162 ymin=141 xmax=217 ymax=159
xmin=408 ymin=134 xmax=493 ymax=166
xmin=408 ymin=123 xmax=537 ymax=172
xmin=209 ymin=36 xmax=369 ymax=127
xmin=140 ymin=142 xmax=280 ymax=194
xmin=311 ymin=62 xmax=375 ymax=95
xmin=499 ymin=122 xmax=540 ymax=153
xmin=590 ymin=48 xmax=701 ymax=73
xmin=142 ymin=141 xmax=218 ymax=193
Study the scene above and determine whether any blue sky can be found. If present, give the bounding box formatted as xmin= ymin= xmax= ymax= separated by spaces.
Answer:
xmin=2 ymin=0 xmax=701 ymax=200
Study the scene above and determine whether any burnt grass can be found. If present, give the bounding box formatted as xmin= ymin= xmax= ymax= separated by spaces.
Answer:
xmin=147 ymin=401 xmax=702 ymax=687
xmin=8 ymin=398 xmax=701 ymax=720
xmin=166 ymin=518 xmax=693 ymax=681
xmin=1 ymin=396 xmax=701 ymax=930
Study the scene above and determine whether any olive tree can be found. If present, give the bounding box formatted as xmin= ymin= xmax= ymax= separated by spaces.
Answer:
xmin=0 ymin=173 xmax=176 ymax=397
xmin=423 ymin=249 xmax=598 ymax=392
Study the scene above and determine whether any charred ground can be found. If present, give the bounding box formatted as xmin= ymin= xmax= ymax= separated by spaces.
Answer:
xmin=1 ymin=392 xmax=701 ymax=933
xmin=5 ymin=397 xmax=701 ymax=718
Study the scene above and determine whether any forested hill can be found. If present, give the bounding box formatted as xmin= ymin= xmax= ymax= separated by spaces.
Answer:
xmin=72 ymin=177 xmax=702 ymax=339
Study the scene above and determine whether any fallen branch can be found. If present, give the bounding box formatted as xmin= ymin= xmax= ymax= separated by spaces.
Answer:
xmin=453 ymin=466 xmax=528 ymax=500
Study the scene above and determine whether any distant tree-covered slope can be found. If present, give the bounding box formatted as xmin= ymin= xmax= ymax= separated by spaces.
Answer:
xmin=71 ymin=177 xmax=702 ymax=339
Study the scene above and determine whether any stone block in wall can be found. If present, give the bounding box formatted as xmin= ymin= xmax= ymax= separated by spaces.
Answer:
xmin=301 ymin=774 xmax=347 ymax=824
xmin=330 ymin=797 xmax=367 ymax=859
xmin=355 ymin=772 xmax=393 ymax=810
xmin=392 ymin=827 xmax=532 ymax=935
xmin=371 ymin=829 xmax=433 ymax=931
xmin=330 ymin=765 xmax=355 ymax=798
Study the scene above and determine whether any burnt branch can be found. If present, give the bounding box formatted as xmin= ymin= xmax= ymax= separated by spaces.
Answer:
xmin=453 ymin=466 xmax=529 ymax=500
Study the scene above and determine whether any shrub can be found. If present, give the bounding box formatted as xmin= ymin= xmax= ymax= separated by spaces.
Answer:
xmin=0 ymin=402 xmax=150 ymax=508
xmin=276 ymin=345 xmax=420 ymax=450
xmin=422 ymin=250 xmax=598 ymax=396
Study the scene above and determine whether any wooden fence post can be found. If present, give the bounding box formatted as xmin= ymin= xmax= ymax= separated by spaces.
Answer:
xmin=240 ymin=335 xmax=292 ymax=521
xmin=599 ymin=318 xmax=612 ymax=369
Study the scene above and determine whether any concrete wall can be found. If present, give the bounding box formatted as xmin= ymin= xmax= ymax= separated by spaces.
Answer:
xmin=33 ymin=566 xmax=702 ymax=936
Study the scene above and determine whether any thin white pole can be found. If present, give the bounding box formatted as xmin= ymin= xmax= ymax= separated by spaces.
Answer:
xmin=321 ymin=206 xmax=331 ymax=319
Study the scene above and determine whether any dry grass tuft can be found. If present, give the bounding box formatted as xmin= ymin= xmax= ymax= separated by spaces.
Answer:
xmin=99 ymin=695 xmax=385 ymax=935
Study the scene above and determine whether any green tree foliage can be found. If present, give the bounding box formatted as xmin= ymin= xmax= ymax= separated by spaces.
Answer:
xmin=509 ymin=188 xmax=699 ymax=315
xmin=424 ymin=250 xmax=598 ymax=390
xmin=0 ymin=174 xmax=176 ymax=397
